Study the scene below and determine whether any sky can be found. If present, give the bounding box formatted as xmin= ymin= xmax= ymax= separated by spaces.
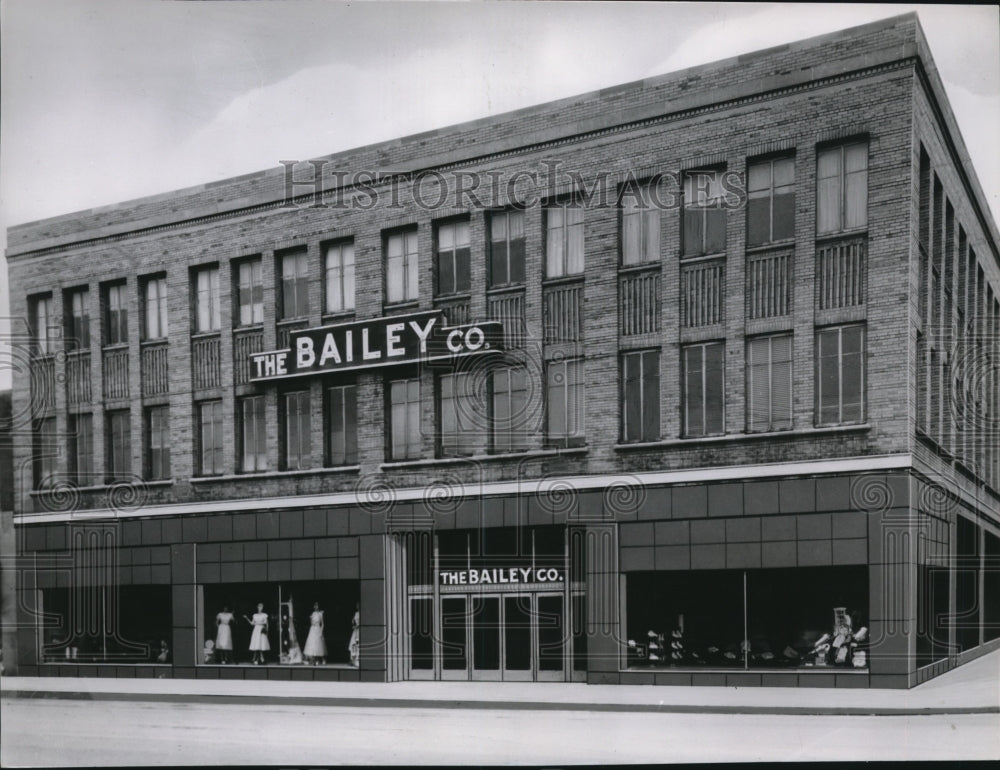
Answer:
xmin=1 ymin=1 xmax=998 ymax=389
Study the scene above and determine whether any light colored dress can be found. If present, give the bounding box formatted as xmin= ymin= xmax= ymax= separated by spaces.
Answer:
xmin=249 ymin=612 xmax=270 ymax=651
xmin=215 ymin=611 xmax=234 ymax=651
xmin=349 ymin=610 xmax=360 ymax=666
xmin=303 ymin=610 xmax=326 ymax=658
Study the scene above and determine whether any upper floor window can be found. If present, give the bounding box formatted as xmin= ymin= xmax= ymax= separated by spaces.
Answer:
xmin=747 ymin=157 xmax=795 ymax=246
xmin=67 ymin=413 xmax=94 ymax=486
xmin=236 ymin=259 xmax=264 ymax=327
xmin=280 ymin=251 xmax=309 ymax=320
xmin=142 ymin=275 xmax=168 ymax=341
xmin=436 ymin=220 xmax=471 ymax=296
xmin=103 ymin=282 xmax=128 ymax=346
xmin=683 ymin=341 xmax=724 ymax=437
xmin=106 ymin=409 xmax=131 ymax=482
xmin=146 ymin=405 xmax=171 ymax=480
xmin=621 ymin=349 xmax=660 ymax=443
xmin=326 ymin=383 xmax=358 ymax=466
xmin=439 ymin=372 xmax=479 ymax=457
xmin=546 ymin=358 xmax=585 ymax=447
xmin=816 ymin=324 xmax=865 ymax=426
xmin=621 ymin=182 xmax=661 ymax=265
xmin=489 ymin=209 xmax=525 ymax=287
xmin=239 ymin=395 xmax=267 ymax=473
xmin=546 ymin=202 xmax=584 ymax=278
xmin=32 ymin=417 xmax=56 ymax=490
xmin=682 ymin=170 xmax=726 ymax=257
xmin=386 ymin=230 xmax=419 ymax=304
xmin=747 ymin=334 xmax=792 ymax=433
xmin=197 ymin=400 xmax=224 ymax=476
xmin=282 ymin=389 xmax=312 ymax=470
xmin=324 ymin=241 xmax=355 ymax=314
xmin=64 ymin=288 xmax=90 ymax=351
xmin=817 ymin=142 xmax=868 ymax=235
xmin=30 ymin=294 xmax=54 ymax=355
xmin=490 ymin=365 xmax=530 ymax=453
xmin=388 ymin=377 xmax=421 ymax=460
xmin=194 ymin=266 xmax=221 ymax=333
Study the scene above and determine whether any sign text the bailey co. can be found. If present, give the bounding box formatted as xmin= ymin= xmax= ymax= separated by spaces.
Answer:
xmin=250 ymin=310 xmax=503 ymax=381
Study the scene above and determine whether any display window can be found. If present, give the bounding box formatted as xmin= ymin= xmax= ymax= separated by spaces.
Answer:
xmin=202 ymin=580 xmax=359 ymax=666
xmin=625 ymin=566 xmax=868 ymax=670
xmin=41 ymin=585 xmax=172 ymax=664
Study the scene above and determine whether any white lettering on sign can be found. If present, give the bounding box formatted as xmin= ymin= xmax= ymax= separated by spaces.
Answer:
xmin=386 ymin=323 xmax=405 ymax=357
xmin=437 ymin=567 xmax=563 ymax=585
xmin=410 ymin=317 xmax=436 ymax=352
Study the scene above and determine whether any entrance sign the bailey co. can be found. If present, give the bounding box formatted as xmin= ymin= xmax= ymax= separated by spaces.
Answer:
xmin=250 ymin=310 xmax=503 ymax=381
xmin=438 ymin=567 xmax=563 ymax=585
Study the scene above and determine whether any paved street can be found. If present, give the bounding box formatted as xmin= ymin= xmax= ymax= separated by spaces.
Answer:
xmin=2 ymin=695 xmax=997 ymax=765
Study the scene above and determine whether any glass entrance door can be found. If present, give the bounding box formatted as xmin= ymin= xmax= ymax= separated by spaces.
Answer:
xmin=536 ymin=593 xmax=565 ymax=681
xmin=503 ymin=595 xmax=533 ymax=681
xmin=471 ymin=595 xmax=501 ymax=681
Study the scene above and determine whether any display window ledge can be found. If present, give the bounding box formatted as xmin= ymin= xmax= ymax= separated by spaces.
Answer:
xmin=614 ymin=423 xmax=871 ymax=450
xmin=40 ymin=662 xmax=172 ymax=667
xmin=623 ymin=665 xmax=868 ymax=674
xmin=198 ymin=662 xmax=359 ymax=669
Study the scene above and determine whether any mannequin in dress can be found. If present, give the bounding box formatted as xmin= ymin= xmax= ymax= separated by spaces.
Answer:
xmin=349 ymin=603 xmax=360 ymax=667
xmin=215 ymin=605 xmax=235 ymax=664
xmin=303 ymin=602 xmax=326 ymax=665
xmin=246 ymin=602 xmax=270 ymax=665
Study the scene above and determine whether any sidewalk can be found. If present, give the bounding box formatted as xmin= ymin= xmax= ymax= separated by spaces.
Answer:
xmin=3 ymin=648 xmax=998 ymax=716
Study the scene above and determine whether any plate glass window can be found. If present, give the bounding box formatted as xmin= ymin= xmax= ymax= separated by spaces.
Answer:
xmin=817 ymin=142 xmax=868 ymax=235
xmin=747 ymin=335 xmax=792 ymax=432
xmin=65 ymin=289 xmax=90 ymax=350
xmin=194 ymin=267 xmax=221 ymax=332
xmin=621 ymin=182 xmax=661 ymax=265
xmin=683 ymin=170 xmax=727 ymax=257
xmin=816 ymin=325 xmax=865 ymax=425
xmin=489 ymin=210 xmax=525 ymax=286
xmin=621 ymin=350 xmax=660 ymax=443
xmin=325 ymin=242 xmax=355 ymax=314
xmin=386 ymin=230 xmax=419 ymax=304
xmin=280 ymin=252 xmax=309 ymax=320
xmin=436 ymin=221 xmax=471 ymax=296
xmin=747 ymin=157 xmax=795 ymax=246
xmin=683 ymin=342 xmax=724 ymax=437
xmin=143 ymin=276 xmax=168 ymax=340
xmin=236 ymin=259 xmax=264 ymax=326
xmin=546 ymin=203 xmax=584 ymax=278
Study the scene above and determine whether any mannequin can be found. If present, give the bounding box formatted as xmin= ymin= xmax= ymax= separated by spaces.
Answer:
xmin=245 ymin=603 xmax=270 ymax=665
xmin=349 ymin=603 xmax=360 ymax=667
xmin=215 ymin=605 xmax=235 ymax=664
xmin=303 ymin=602 xmax=327 ymax=665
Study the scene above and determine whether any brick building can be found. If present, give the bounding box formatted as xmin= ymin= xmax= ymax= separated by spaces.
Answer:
xmin=5 ymin=14 xmax=999 ymax=687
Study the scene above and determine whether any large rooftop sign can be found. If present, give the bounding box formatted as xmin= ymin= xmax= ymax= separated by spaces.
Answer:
xmin=250 ymin=310 xmax=503 ymax=381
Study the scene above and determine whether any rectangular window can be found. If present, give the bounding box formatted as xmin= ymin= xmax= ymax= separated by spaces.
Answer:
xmin=621 ymin=183 xmax=661 ymax=265
xmin=146 ymin=405 xmax=171 ymax=480
xmin=324 ymin=242 xmax=355 ymax=314
xmin=747 ymin=157 xmax=795 ymax=246
xmin=816 ymin=325 xmax=865 ymax=425
xmin=280 ymin=251 xmax=309 ymax=320
xmin=65 ymin=289 xmax=90 ymax=351
xmin=386 ymin=230 xmax=419 ymax=304
xmin=389 ymin=377 xmax=421 ymax=460
xmin=546 ymin=358 xmax=584 ymax=447
xmin=621 ymin=350 xmax=660 ymax=443
xmin=327 ymin=384 xmax=358 ymax=466
xmin=197 ymin=400 xmax=224 ymax=476
xmin=683 ymin=342 xmax=725 ymax=437
xmin=817 ymin=142 xmax=868 ymax=235
xmin=239 ymin=395 xmax=268 ymax=472
xmin=68 ymin=413 xmax=94 ymax=486
xmin=545 ymin=202 xmax=584 ymax=278
xmin=106 ymin=409 xmax=131 ymax=482
xmin=32 ymin=417 xmax=56 ymax=490
xmin=282 ymin=390 xmax=312 ymax=470
xmin=31 ymin=295 xmax=54 ymax=354
xmin=142 ymin=276 xmax=169 ymax=341
xmin=104 ymin=283 xmax=128 ymax=345
xmin=194 ymin=267 xmax=221 ymax=332
xmin=747 ymin=334 xmax=793 ymax=432
xmin=236 ymin=259 xmax=264 ymax=326
xmin=491 ymin=366 xmax=530 ymax=453
xmin=489 ymin=210 xmax=526 ymax=287
xmin=436 ymin=221 xmax=471 ymax=296
xmin=683 ymin=170 xmax=727 ymax=257
xmin=439 ymin=372 xmax=478 ymax=456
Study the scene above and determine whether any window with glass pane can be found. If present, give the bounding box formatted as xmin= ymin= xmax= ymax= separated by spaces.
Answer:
xmin=436 ymin=221 xmax=471 ymax=296
xmin=817 ymin=142 xmax=868 ymax=235
xmin=546 ymin=358 xmax=584 ymax=446
xmin=327 ymin=384 xmax=358 ymax=466
xmin=282 ymin=390 xmax=312 ymax=470
xmin=683 ymin=170 xmax=727 ymax=257
xmin=683 ymin=342 xmax=724 ymax=436
xmin=32 ymin=417 xmax=56 ymax=489
xmin=491 ymin=365 xmax=530 ymax=452
xmin=816 ymin=325 xmax=865 ymax=425
xmin=621 ymin=183 xmax=661 ymax=265
xmin=65 ymin=289 xmax=90 ymax=350
xmin=239 ymin=395 xmax=267 ymax=472
xmin=747 ymin=335 xmax=792 ymax=432
xmin=546 ymin=203 xmax=584 ymax=277
xmin=621 ymin=350 xmax=660 ymax=442
xmin=31 ymin=295 xmax=53 ymax=354
xmin=747 ymin=157 xmax=795 ymax=246
xmin=324 ymin=242 xmax=355 ymax=313
xmin=68 ymin=413 xmax=93 ymax=485
xmin=198 ymin=400 xmax=224 ymax=475
xmin=439 ymin=372 xmax=479 ymax=456
xmin=489 ymin=210 xmax=525 ymax=286
xmin=389 ymin=377 xmax=421 ymax=460
xmin=194 ymin=267 xmax=221 ymax=332
xmin=280 ymin=252 xmax=309 ymax=320
xmin=236 ymin=259 xmax=263 ymax=326
xmin=143 ymin=276 xmax=168 ymax=340
xmin=104 ymin=283 xmax=128 ymax=345
xmin=106 ymin=410 xmax=131 ymax=482
xmin=146 ymin=405 xmax=171 ymax=480
xmin=386 ymin=230 xmax=419 ymax=304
